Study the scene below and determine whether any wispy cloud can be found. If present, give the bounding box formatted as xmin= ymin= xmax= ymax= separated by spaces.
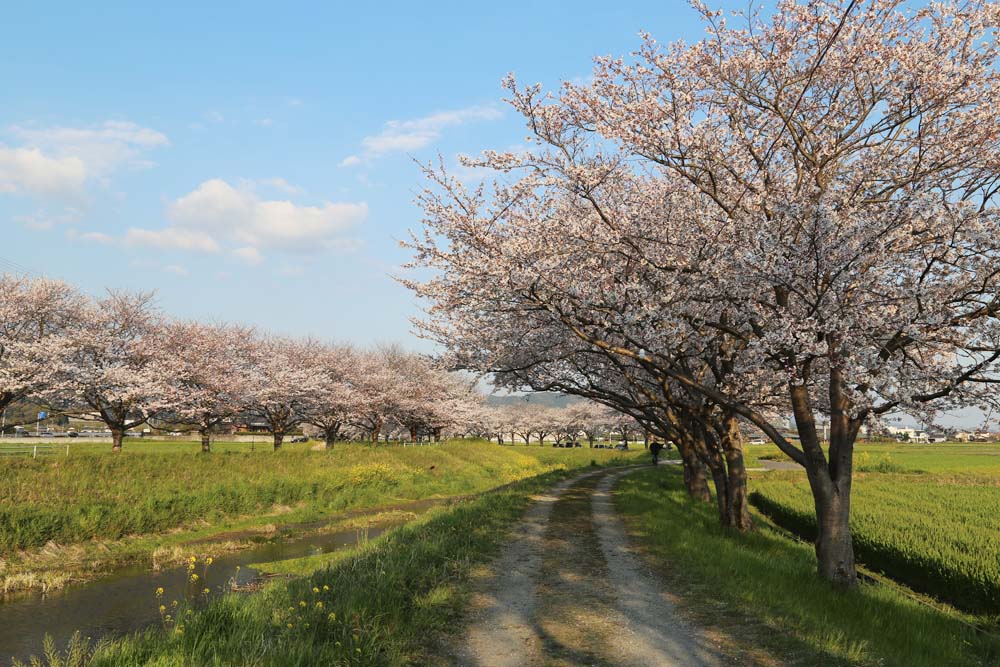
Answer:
xmin=341 ymin=105 xmax=502 ymax=167
xmin=125 ymin=227 xmax=221 ymax=252
xmin=66 ymin=229 xmax=115 ymax=245
xmin=0 ymin=120 xmax=167 ymax=200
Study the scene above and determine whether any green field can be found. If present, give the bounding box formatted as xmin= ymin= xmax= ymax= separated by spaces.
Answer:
xmin=743 ymin=441 xmax=1000 ymax=619
xmin=0 ymin=439 xmax=637 ymax=592
xmin=615 ymin=467 xmax=1000 ymax=667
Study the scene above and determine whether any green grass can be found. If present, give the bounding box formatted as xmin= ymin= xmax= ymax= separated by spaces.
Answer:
xmin=615 ymin=467 xmax=1000 ymax=667
xmin=72 ymin=468 xmax=605 ymax=667
xmin=0 ymin=439 xmax=638 ymax=590
xmin=744 ymin=441 xmax=1000 ymax=475
xmin=750 ymin=470 xmax=1000 ymax=616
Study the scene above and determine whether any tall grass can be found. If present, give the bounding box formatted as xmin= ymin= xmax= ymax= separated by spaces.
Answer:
xmin=0 ymin=441 xmax=630 ymax=554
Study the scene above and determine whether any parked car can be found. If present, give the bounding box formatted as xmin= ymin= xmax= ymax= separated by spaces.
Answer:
xmin=290 ymin=436 xmax=309 ymax=443
xmin=67 ymin=431 xmax=79 ymax=438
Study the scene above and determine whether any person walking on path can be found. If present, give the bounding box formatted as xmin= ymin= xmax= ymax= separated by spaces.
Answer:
xmin=649 ymin=441 xmax=664 ymax=465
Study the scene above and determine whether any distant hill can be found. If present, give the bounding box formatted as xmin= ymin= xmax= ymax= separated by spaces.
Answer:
xmin=486 ymin=392 xmax=579 ymax=408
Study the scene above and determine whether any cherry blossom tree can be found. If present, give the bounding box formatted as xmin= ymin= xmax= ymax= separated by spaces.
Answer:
xmin=55 ymin=290 xmax=172 ymax=452
xmin=159 ymin=321 xmax=255 ymax=452
xmin=298 ymin=344 xmax=361 ymax=449
xmin=407 ymin=0 xmax=1000 ymax=586
xmin=349 ymin=347 xmax=404 ymax=444
xmin=243 ymin=335 xmax=325 ymax=450
xmin=0 ymin=275 xmax=83 ymax=423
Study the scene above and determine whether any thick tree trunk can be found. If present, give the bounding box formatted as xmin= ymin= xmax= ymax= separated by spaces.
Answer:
xmin=677 ymin=439 xmax=711 ymax=502
xmin=432 ymin=428 xmax=441 ymax=442
xmin=720 ymin=412 xmax=752 ymax=532
xmin=790 ymin=380 xmax=858 ymax=588
xmin=111 ymin=428 xmax=124 ymax=453
xmin=409 ymin=426 xmax=418 ymax=444
xmin=273 ymin=431 xmax=284 ymax=450
xmin=200 ymin=428 xmax=211 ymax=453
xmin=813 ymin=486 xmax=856 ymax=585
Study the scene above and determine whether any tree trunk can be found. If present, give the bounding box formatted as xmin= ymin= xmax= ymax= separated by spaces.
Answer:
xmin=409 ymin=426 xmax=418 ymax=444
xmin=790 ymin=381 xmax=859 ymax=587
xmin=324 ymin=425 xmax=340 ymax=450
xmin=677 ymin=440 xmax=711 ymax=502
xmin=273 ymin=431 xmax=284 ymax=450
xmin=111 ymin=428 xmax=124 ymax=453
xmin=708 ymin=459 xmax=729 ymax=526
xmin=720 ymin=412 xmax=752 ymax=532
xmin=433 ymin=428 xmax=441 ymax=442
xmin=200 ymin=428 xmax=211 ymax=453
xmin=814 ymin=484 xmax=856 ymax=586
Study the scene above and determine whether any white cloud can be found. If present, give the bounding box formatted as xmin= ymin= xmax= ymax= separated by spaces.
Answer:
xmin=343 ymin=105 xmax=502 ymax=165
xmin=66 ymin=229 xmax=115 ymax=245
xmin=233 ymin=246 xmax=263 ymax=265
xmin=0 ymin=147 xmax=87 ymax=197
xmin=8 ymin=120 xmax=168 ymax=177
xmin=0 ymin=120 xmax=167 ymax=203
xmin=258 ymin=177 xmax=302 ymax=195
xmin=125 ymin=227 xmax=221 ymax=252
xmin=164 ymin=178 xmax=366 ymax=253
xmin=15 ymin=207 xmax=83 ymax=230
xmin=163 ymin=264 xmax=189 ymax=276
xmin=120 ymin=179 xmax=366 ymax=262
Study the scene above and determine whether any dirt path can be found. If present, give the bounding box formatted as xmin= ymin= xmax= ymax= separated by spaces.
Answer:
xmin=452 ymin=466 xmax=724 ymax=667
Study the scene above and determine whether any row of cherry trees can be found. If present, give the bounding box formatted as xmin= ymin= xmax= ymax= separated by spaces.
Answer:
xmin=406 ymin=0 xmax=1000 ymax=588
xmin=470 ymin=402 xmax=644 ymax=446
xmin=0 ymin=275 xmax=482 ymax=452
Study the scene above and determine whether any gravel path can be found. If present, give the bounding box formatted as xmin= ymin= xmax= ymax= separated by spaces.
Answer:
xmin=451 ymin=466 xmax=723 ymax=667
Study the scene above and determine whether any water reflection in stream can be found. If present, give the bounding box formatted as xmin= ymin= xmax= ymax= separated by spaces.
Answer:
xmin=0 ymin=500 xmax=441 ymax=664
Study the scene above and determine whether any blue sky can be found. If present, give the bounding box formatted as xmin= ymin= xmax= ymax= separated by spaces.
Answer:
xmin=1 ymin=1 xmax=733 ymax=349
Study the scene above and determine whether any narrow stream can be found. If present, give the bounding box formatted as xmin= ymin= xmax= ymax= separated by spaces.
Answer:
xmin=0 ymin=500 xmax=442 ymax=664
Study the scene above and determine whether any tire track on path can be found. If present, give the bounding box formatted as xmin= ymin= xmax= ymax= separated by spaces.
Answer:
xmin=452 ymin=465 xmax=724 ymax=667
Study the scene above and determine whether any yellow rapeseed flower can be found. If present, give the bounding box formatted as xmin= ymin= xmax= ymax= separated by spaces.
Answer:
xmin=155 ymin=587 xmax=164 ymax=598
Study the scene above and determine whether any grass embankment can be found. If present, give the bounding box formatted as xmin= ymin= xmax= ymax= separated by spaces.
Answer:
xmin=750 ymin=471 xmax=1000 ymax=616
xmin=615 ymin=467 xmax=1000 ymax=667
xmin=62 ymin=467 xmax=620 ymax=667
xmin=1 ymin=440 xmax=632 ymax=591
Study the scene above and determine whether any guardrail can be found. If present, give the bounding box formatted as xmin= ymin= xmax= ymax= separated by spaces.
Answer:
xmin=0 ymin=442 xmax=69 ymax=458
